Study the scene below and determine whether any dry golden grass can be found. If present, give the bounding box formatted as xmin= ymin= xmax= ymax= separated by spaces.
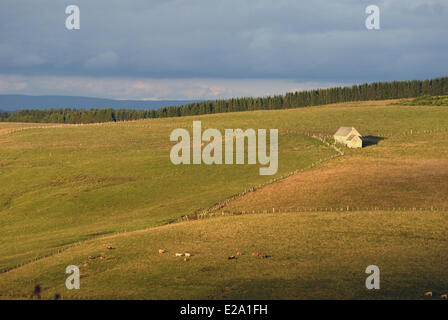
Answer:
xmin=1 ymin=101 xmax=448 ymax=299
xmin=0 ymin=123 xmax=46 ymax=135
xmin=1 ymin=211 xmax=447 ymax=300
xmin=224 ymin=156 xmax=448 ymax=212
xmin=0 ymin=122 xmax=71 ymax=136
xmin=223 ymin=126 xmax=448 ymax=213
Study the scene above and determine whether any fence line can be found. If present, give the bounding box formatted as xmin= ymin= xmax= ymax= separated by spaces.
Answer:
xmin=4 ymin=121 xmax=448 ymax=138
xmin=177 ymin=133 xmax=345 ymax=222
xmin=1 ymin=119 xmax=158 ymax=136
xmin=178 ymin=206 xmax=448 ymax=222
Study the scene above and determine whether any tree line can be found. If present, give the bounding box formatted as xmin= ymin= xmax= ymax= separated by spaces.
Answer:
xmin=1 ymin=77 xmax=447 ymax=124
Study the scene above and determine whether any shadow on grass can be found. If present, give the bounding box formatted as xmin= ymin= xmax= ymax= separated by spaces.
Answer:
xmin=362 ymin=136 xmax=386 ymax=147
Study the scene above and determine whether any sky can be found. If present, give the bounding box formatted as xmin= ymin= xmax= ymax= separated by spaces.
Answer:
xmin=0 ymin=0 xmax=447 ymax=100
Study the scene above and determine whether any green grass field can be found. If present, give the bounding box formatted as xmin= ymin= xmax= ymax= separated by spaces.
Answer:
xmin=1 ymin=211 xmax=447 ymax=300
xmin=392 ymin=95 xmax=448 ymax=106
xmin=0 ymin=100 xmax=447 ymax=299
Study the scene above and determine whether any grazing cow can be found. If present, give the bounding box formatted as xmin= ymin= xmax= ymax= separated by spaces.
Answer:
xmin=252 ymin=252 xmax=269 ymax=258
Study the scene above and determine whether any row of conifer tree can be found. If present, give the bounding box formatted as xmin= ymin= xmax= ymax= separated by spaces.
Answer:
xmin=1 ymin=77 xmax=447 ymax=123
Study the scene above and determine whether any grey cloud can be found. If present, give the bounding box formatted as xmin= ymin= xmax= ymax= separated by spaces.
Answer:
xmin=13 ymin=54 xmax=46 ymax=67
xmin=0 ymin=74 xmax=338 ymax=100
xmin=0 ymin=0 xmax=447 ymax=82
xmin=85 ymin=51 xmax=119 ymax=69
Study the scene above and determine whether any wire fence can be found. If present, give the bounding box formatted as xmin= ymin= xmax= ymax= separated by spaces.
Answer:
xmin=179 ymin=205 xmax=448 ymax=222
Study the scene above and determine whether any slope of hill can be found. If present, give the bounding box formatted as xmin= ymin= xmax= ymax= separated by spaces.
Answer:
xmin=1 ymin=211 xmax=446 ymax=300
xmin=0 ymin=111 xmax=336 ymax=272
xmin=0 ymin=100 xmax=447 ymax=299
xmin=0 ymin=94 xmax=199 ymax=112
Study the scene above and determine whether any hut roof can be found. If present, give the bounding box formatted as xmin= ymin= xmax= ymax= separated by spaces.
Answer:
xmin=334 ymin=126 xmax=354 ymax=137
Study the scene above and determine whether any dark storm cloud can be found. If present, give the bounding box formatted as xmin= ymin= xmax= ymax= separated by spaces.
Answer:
xmin=0 ymin=0 xmax=447 ymax=82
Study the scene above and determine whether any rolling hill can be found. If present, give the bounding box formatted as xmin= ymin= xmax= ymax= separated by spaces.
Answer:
xmin=0 ymin=94 xmax=199 ymax=112
xmin=0 ymin=100 xmax=447 ymax=299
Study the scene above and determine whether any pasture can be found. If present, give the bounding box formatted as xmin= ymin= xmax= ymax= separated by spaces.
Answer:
xmin=0 ymin=100 xmax=447 ymax=299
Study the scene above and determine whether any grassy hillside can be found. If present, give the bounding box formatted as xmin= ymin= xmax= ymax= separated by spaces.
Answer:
xmin=0 ymin=112 xmax=335 ymax=272
xmin=223 ymin=131 xmax=448 ymax=212
xmin=392 ymin=95 xmax=448 ymax=106
xmin=0 ymin=100 xmax=447 ymax=299
xmin=1 ymin=211 xmax=446 ymax=300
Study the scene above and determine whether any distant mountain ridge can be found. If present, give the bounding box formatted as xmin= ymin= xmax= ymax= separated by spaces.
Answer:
xmin=0 ymin=94 xmax=200 ymax=112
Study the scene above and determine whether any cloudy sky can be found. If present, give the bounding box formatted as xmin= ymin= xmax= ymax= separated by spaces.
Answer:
xmin=0 ymin=0 xmax=447 ymax=100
